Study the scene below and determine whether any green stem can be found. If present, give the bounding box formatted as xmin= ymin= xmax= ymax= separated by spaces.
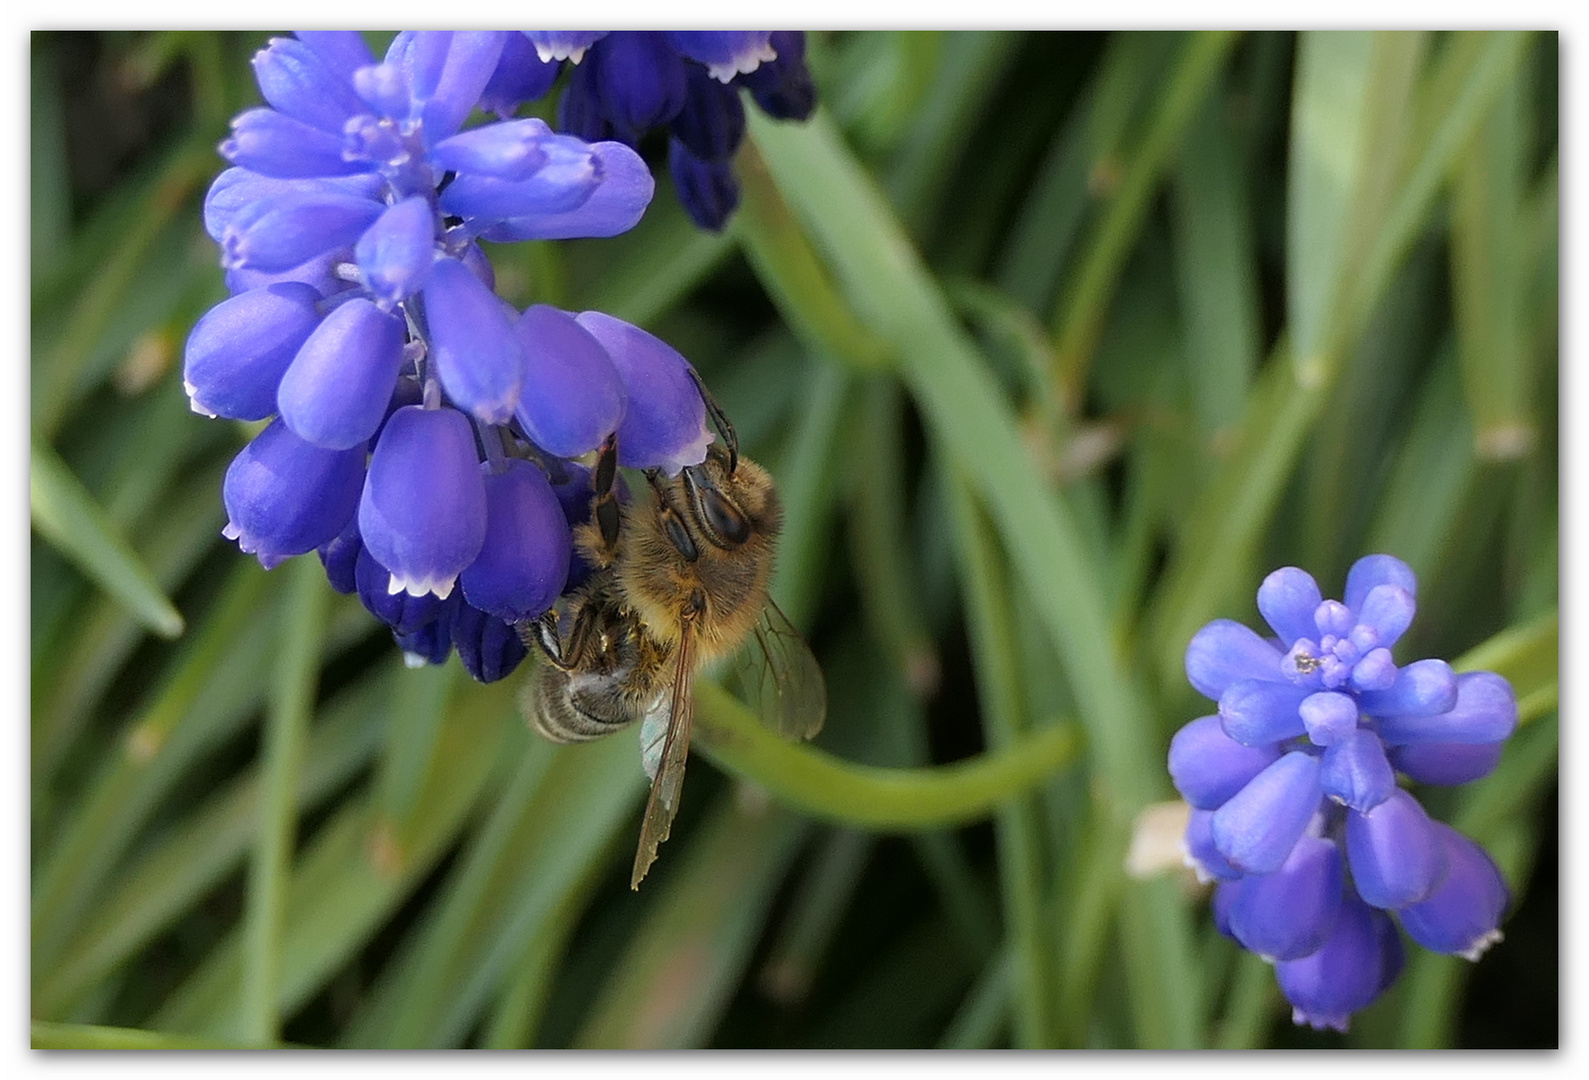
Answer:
xmin=691 ymin=679 xmax=1078 ymax=830
xmin=242 ymin=556 xmax=328 ymax=1043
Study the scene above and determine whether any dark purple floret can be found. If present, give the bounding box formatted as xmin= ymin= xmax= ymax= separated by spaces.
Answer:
xmin=736 ymin=31 xmax=817 ymax=121
xmin=490 ymin=30 xmax=816 ymax=230
xmin=450 ymin=600 xmax=529 ymax=684
xmin=669 ymin=139 xmax=742 ymax=232
xmin=355 ymin=545 xmax=447 ymax=635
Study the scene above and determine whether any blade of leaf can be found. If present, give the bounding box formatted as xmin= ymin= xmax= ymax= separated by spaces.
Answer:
xmin=1050 ymin=30 xmax=1239 ymax=394
xmin=574 ymin=794 xmax=808 ymax=1049
xmin=241 ymin=555 xmax=330 ymax=1043
xmin=748 ymin=107 xmax=1201 ymax=1045
xmin=32 ymin=463 xmax=224 ymax=795
xmin=31 ymin=1020 xmax=292 ymax=1050
xmin=1169 ymin=86 xmax=1261 ymax=440
xmin=344 ymin=734 xmax=643 ymax=1048
xmin=36 ymin=662 xmax=391 ymax=1018
xmin=946 ymin=470 xmax=1056 ymax=1046
xmin=758 ymin=827 xmax=874 ymax=1007
xmin=1451 ymin=68 xmax=1537 ymax=459
xmin=30 ymin=438 xmax=184 ymax=639
xmin=937 ymin=945 xmax=1012 ymax=1049
xmin=32 ymin=561 xmax=273 ymax=972
xmin=149 ymin=677 xmax=519 ymax=1038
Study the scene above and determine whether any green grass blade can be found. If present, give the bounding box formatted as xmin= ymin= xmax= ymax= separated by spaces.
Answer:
xmin=1213 ymin=952 xmax=1280 ymax=1049
xmin=1286 ymin=31 xmax=1388 ymax=384
xmin=947 ymin=472 xmax=1054 ymax=1046
xmin=30 ymin=38 xmax=70 ymax=281
xmin=1053 ymin=815 xmax=1129 ymax=1045
xmin=30 ymin=438 xmax=184 ymax=639
xmin=31 ymin=1020 xmax=293 ymax=1050
xmin=749 ymin=107 xmax=1201 ymax=1046
xmin=1170 ymin=86 xmax=1261 ymax=440
xmin=765 ymin=358 xmax=853 ymax=630
xmin=847 ymin=376 xmax=941 ymax=698
xmin=32 ymin=136 xmax=216 ymax=438
xmin=1450 ymin=69 xmax=1537 ymax=459
xmin=241 ymin=555 xmax=330 ymax=1043
xmin=32 ymin=464 xmax=224 ymax=793
xmin=996 ymin=32 xmax=1175 ymax=316
xmin=371 ymin=660 xmax=457 ymax=860
xmin=150 ymin=677 xmax=518 ymax=1038
xmin=1346 ymin=31 xmax=1533 ymax=345
xmin=804 ymin=913 xmax=979 ymax=1047
xmin=884 ymin=31 xmax=1023 ymax=229
xmin=480 ymin=884 xmax=588 ymax=1049
xmin=758 ymin=827 xmax=874 ymax=1007
xmin=1364 ymin=347 xmax=1477 ymax=575
xmin=344 ymin=734 xmax=642 ymax=1048
xmin=574 ymin=796 xmax=808 ymax=1048
xmin=938 ymin=946 xmax=1012 ymax=1049
xmin=736 ymin=143 xmax=893 ymax=373
xmin=32 ymin=561 xmax=274 ymax=971
xmin=1050 ymin=31 xmax=1239 ymax=392
xmin=36 ymin=665 xmax=390 ymax=1018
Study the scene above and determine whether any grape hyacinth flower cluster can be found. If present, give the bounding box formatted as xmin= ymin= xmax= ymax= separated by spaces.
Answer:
xmin=1169 ymin=555 xmax=1517 ymax=1033
xmin=480 ymin=31 xmax=817 ymax=230
xmin=186 ymin=31 xmax=717 ymax=681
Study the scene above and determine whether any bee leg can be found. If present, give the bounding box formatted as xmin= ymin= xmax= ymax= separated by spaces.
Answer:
xmin=644 ymin=469 xmax=701 ymax=562
xmin=686 ymin=367 xmax=738 ymax=476
xmin=591 ymin=431 xmax=621 ymax=556
xmin=526 ymin=609 xmax=567 ymax=668
xmin=538 ymin=598 xmax=613 ymax=673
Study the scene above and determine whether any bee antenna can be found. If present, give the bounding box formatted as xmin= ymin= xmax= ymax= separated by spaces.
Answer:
xmin=687 ymin=367 xmax=738 ymax=475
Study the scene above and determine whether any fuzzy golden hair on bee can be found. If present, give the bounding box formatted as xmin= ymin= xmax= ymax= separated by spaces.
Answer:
xmin=522 ymin=424 xmax=824 ymax=889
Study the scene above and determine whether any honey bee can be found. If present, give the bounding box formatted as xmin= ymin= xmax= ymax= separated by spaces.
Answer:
xmin=521 ymin=390 xmax=826 ymax=889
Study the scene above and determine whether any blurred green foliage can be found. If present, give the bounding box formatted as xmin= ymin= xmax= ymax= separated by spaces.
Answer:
xmin=30 ymin=30 xmax=1557 ymax=1048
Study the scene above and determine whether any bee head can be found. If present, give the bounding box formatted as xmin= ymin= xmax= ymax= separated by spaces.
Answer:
xmin=680 ymin=445 xmax=781 ymax=552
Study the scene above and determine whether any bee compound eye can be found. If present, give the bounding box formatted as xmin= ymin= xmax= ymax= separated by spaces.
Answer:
xmin=699 ymin=488 xmax=751 ymax=548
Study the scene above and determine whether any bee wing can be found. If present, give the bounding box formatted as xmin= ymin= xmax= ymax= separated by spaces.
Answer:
xmin=631 ymin=618 xmax=697 ymax=890
xmin=731 ymin=599 xmax=827 ymax=741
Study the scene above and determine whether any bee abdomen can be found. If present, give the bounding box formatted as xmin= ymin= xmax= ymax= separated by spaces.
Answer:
xmin=526 ymin=660 xmax=642 ymax=743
